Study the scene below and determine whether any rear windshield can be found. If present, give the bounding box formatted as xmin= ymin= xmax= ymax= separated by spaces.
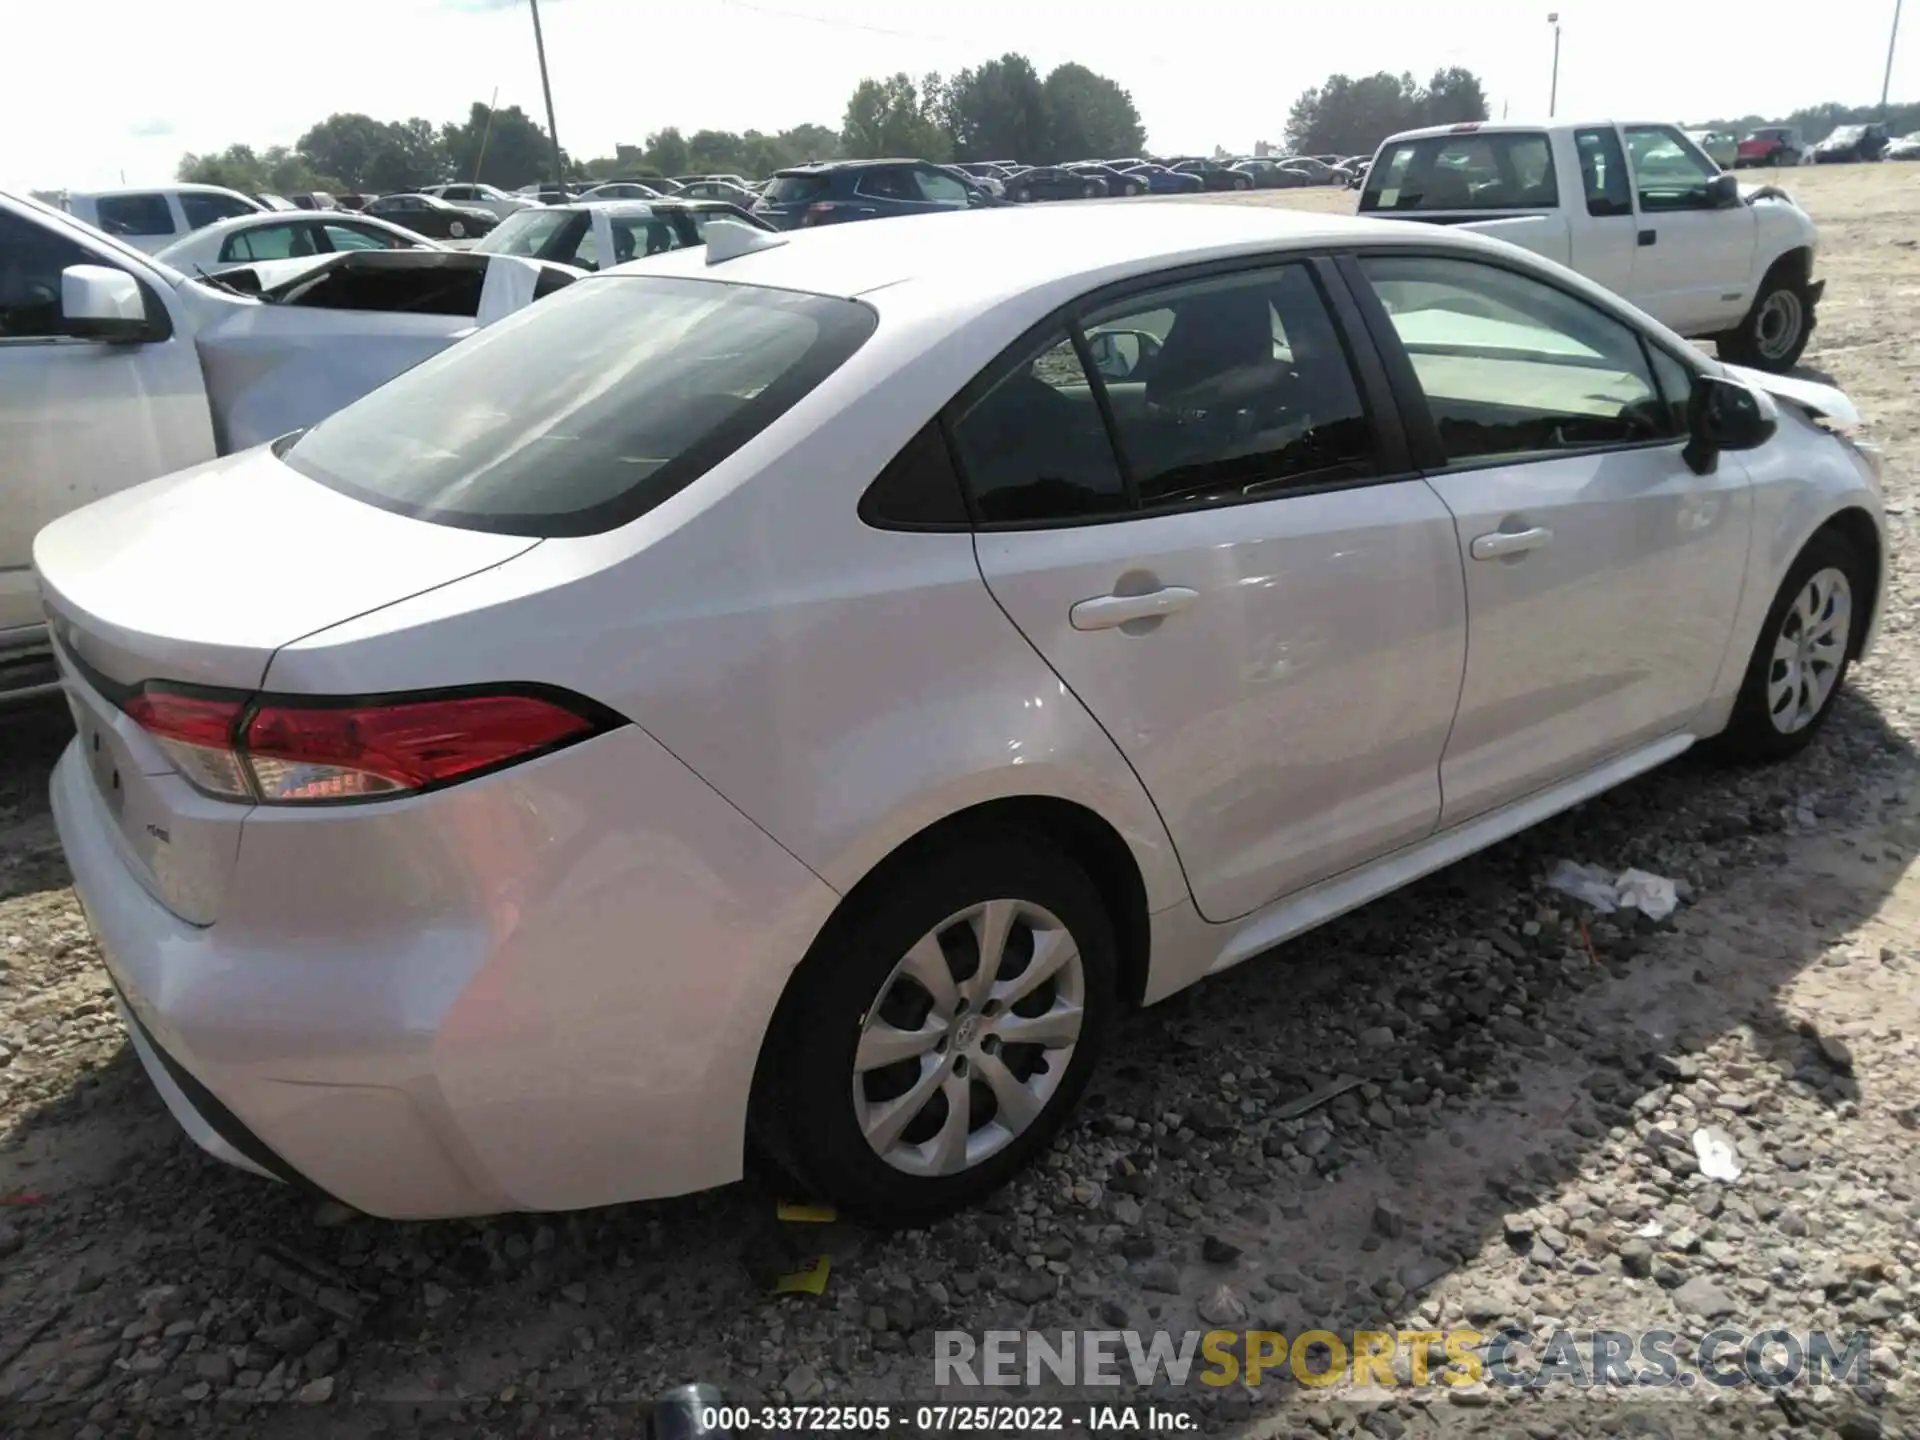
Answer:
xmin=764 ymin=173 xmax=831 ymax=203
xmin=1360 ymin=132 xmax=1558 ymax=213
xmin=281 ymin=275 xmax=877 ymax=537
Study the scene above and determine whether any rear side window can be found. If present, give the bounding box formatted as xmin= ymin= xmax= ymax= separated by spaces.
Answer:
xmin=282 ymin=276 xmax=878 ymax=537
xmin=94 ymin=193 xmax=174 ymax=237
xmin=949 ymin=333 xmax=1129 ymax=523
xmin=765 ymin=173 xmax=831 ymax=203
xmin=1360 ymin=133 xmax=1557 ymax=213
xmin=1575 ymin=128 xmax=1633 ymax=217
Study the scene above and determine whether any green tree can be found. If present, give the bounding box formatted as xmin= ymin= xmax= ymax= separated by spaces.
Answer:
xmin=841 ymin=73 xmax=950 ymax=159
xmin=942 ymin=54 xmax=1047 ymax=162
xmin=177 ymin=144 xmax=268 ymax=192
xmin=1041 ymin=63 xmax=1146 ymax=162
xmin=646 ymin=126 xmax=690 ymax=176
xmin=442 ymin=103 xmax=563 ymax=188
xmin=1283 ymin=68 xmax=1489 ymax=156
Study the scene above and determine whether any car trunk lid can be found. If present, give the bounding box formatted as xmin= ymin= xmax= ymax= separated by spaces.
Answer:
xmin=35 ymin=445 xmax=538 ymax=924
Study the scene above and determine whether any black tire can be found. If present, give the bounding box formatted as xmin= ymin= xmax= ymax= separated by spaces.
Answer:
xmin=1716 ymin=262 xmax=1814 ymax=372
xmin=1707 ymin=529 xmax=1863 ymax=765
xmin=756 ymin=836 xmax=1117 ymax=1221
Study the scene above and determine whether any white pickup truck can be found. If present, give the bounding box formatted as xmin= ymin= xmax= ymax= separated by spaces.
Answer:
xmin=1361 ymin=121 xmax=1823 ymax=373
xmin=0 ymin=190 xmax=579 ymax=701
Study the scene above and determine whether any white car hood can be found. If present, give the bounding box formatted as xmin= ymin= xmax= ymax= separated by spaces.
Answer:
xmin=1723 ymin=364 xmax=1862 ymax=429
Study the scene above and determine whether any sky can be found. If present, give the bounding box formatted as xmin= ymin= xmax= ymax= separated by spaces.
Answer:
xmin=3 ymin=0 xmax=1913 ymax=192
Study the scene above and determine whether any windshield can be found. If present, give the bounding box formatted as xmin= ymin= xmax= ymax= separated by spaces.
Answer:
xmin=764 ymin=173 xmax=831 ymax=204
xmin=1360 ymin=132 xmax=1557 ymax=212
xmin=473 ymin=208 xmax=577 ymax=257
xmin=282 ymin=275 xmax=878 ymax=537
xmin=1826 ymin=126 xmax=1867 ymax=143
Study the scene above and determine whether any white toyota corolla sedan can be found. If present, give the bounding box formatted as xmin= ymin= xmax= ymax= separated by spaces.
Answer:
xmin=39 ymin=203 xmax=1885 ymax=1220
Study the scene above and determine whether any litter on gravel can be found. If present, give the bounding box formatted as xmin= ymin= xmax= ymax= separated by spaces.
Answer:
xmin=1547 ymin=859 xmax=1681 ymax=920
xmin=1692 ymin=1124 xmax=1744 ymax=1181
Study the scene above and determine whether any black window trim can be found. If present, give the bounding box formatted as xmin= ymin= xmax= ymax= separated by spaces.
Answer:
xmin=1334 ymin=246 xmax=1698 ymax=478
xmin=931 ymin=249 xmax=1418 ymax=534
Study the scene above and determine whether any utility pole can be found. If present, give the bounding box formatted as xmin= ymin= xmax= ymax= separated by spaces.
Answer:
xmin=528 ymin=0 xmax=565 ymax=187
xmin=473 ymin=87 xmax=499 ymax=184
xmin=1883 ymin=0 xmax=1904 ymax=116
xmin=1547 ymin=13 xmax=1562 ymax=119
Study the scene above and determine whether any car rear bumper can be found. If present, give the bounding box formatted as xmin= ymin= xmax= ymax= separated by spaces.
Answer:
xmin=52 ymin=721 xmax=842 ymax=1218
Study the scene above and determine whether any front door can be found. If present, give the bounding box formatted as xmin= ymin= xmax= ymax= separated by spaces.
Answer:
xmin=954 ymin=260 xmax=1468 ymax=922
xmin=1349 ymin=251 xmax=1751 ymax=826
xmin=1622 ymin=124 xmax=1757 ymax=335
xmin=0 ymin=204 xmax=214 ymax=634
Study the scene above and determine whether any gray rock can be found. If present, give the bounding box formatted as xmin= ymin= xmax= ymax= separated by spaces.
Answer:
xmin=1111 ymin=1197 xmax=1143 ymax=1227
xmin=783 ymin=1364 xmax=823 ymax=1401
xmin=1670 ymin=1276 xmax=1737 ymax=1319
xmin=1359 ymin=1026 xmax=1396 ymax=1047
xmin=1619 ymin=1239 xmax=1654 ymax=1278
xmin=1201 ymin=1235 xmax=1241 ymax=1265
xmin=1819 ymin=1035 xmax=1856 ymax=1073
xmin=0 ymin=1222 xmax=20 ymax=1259
xmin=1196 ymin=1284 xmax=1248 ymax=1326
xmin=1141 ymin=1261 xmax=1182 ymax=1295
xmin=1372 ymin=1198 xmax=1406 ymax=1239
xmin=294 ymin=1376 xmax=335 ymax=1404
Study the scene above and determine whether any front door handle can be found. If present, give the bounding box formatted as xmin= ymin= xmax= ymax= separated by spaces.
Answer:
xmin=1638 ymin=228 xmax=1657 ymax=247
xmin=1470 ymin=526 xmax=1554 ymax=561
xmin=1069 ymin=586 xmax=1199 ymax=631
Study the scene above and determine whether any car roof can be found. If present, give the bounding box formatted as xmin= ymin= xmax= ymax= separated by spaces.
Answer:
xmin=71 ymin=182 xmax=256 ymax=199
xmin=774 ymin=158 xmax=926 ymax=174
xmin=1380 ymin=119 xmax=1686 ymax=144
xmin=604 ymin=197 xmax=1498 ymax=310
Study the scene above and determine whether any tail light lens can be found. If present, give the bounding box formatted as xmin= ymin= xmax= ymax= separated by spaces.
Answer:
xmin=122 ymin=685 xmax=616 ymax=805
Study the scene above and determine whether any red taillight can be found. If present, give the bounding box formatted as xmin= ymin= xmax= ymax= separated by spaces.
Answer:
xmin=122 ymin=689 xmax=250 ymax=798
xmin=123 ymin=685 xmax=611 ymax=805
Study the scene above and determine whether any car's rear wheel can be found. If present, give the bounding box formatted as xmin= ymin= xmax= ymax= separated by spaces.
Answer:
xmin=757 ymin=837 xmax=1116 ymax=1219
xmin=1233 ymin=175 xmax=1250 ymax=190
xmin=1708 ymin=529 xmax=1863 ymax=765
xmin=1717 ymin=263 xmax=1813 ymax=372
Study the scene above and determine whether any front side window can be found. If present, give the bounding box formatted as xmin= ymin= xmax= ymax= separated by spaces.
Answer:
xmin=283 ymin=276 xmax=878 ymax=537
xmin=94 ymin=193 xmax=174 ymax=237
xmin=1360 ymin=133 xmax=1557 ymax=213
xmin=1623 ymin=126 xmax=1720 ymax=211
xmin=181 ymin=192 xmax=259 ymax=229
xmin=912 ymin=169 xmax=970 ymax=206
xmin=949 ymin=333 xmax=1129 ymax=523
xmin=1358 ymin=254 xmax=1672 ymax=464
xmin=1081 ymin=264 xmax=1375 ymax=508
xmin=0 ymin=209 xmax=92 ymax=338
xmin=1575 ymin=127 xmax=1633 ymax=218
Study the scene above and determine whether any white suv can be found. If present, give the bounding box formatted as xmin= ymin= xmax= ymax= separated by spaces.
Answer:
xmin=64 ymin=185 xmax=265 ymax=253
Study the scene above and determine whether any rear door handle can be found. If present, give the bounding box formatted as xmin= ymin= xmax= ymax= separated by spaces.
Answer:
xmin=1470 ymin=526 xmax=1554 ymax=560
xmin=1638 ymin=228 xmax=1657 ymax=246
xmin=1069 ymin=587 xmax=1199 ymax=631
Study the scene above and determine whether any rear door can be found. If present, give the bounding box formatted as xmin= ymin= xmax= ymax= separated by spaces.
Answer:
xmin=960 ymin=258 xmax=1467 ymax=922
xmin=1346 ymin=249 xmax=1750 ymax=825
xmin=1622 ymin=124 xmax=1756 ymax=333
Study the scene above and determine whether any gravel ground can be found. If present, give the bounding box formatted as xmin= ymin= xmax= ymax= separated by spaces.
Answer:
xmin=2 ymin=165 xmax=1919 ymax=1439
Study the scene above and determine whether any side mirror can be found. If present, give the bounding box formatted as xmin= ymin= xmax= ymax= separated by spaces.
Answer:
xmin=1683 ymin=374 xmax=1777 ymax=474
xmin=1087 ymin=330 xmax=1143 ymax=380
xmin=62 ymin=265 xmax=149 ymax=343
xmin=1706 ymin=172 xmax=1741 ymax=208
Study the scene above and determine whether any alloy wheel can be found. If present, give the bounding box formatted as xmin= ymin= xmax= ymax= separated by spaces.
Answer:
xmin=1767 ymin=567 xmax=1851 ymax=734
xmin=852 ymin=899 xmax=1085 ymax=1177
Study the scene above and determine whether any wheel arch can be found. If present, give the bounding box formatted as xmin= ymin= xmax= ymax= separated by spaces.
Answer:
xmin=746 ymin=793 xmax=1155 ymax=1172
xmin=1813 ymin=505 xmax=1883 ymax=658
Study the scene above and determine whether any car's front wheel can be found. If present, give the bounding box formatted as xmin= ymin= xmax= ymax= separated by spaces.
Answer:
xmin=449 ymin=219 xmax=467 ymax=238
xmin=1710 ymin=529 xmax=1864 ymax=764
xmin=756 ymin=836 xmax=1116 ymax=1219
xmin=1232 ymin=175 xmax=1250 ymax=190
xmin=1717 ymin=264 xmax=1814 ymax=372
